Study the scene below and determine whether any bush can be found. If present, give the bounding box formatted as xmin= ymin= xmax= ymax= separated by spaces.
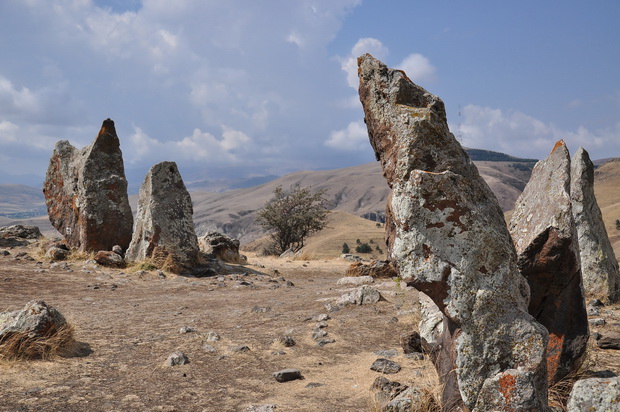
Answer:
xmin=355 ymin=243 xmax=372 ymax=253
xmin=342 ymin=243 xmax=350 ymax=254
xmin=616 ymin=219 xmax=620 ymax=230
xmin=256 ymin=185 xmax=329 ymax=255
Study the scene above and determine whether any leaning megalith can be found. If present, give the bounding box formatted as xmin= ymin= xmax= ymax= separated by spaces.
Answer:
xmin=509 ymin=141 xmax=589 ymax=386
xmin=571 ymin=147 xmax=620 ymax=303
xmin=43 ymin=119 xmax=133 ymax=252
xmin=125 ymin=161 xmax=200 ymax=274
xmin=358 ymin=54 xmax=548 ymax=411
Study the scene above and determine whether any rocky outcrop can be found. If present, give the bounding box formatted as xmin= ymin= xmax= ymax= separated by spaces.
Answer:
xmin=198 ymin=231 xmax=246 ymax=264
xmin=0 ymin=225 xmax=42 ymax=239
xmin=509 ymin=141 xmax=589 ymax=386
xmin=43 ymin=119 xmax=133 ymax=252
xmin=345 ymin=260 xmax=397 ymax=278
xmin=125 ymin=161 xmax=200 ymax=274
xmin=358 ymin=54 xmax=548 ymax=410
xmin=571 ymin=147 xmax=620 ymax=303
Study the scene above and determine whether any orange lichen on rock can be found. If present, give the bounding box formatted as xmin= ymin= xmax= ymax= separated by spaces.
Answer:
xmin=551 ymin=139 xmax=566 ymax=154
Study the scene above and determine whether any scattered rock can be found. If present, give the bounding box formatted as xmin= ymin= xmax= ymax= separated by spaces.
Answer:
xmin=305 ymin=383 xmax=324 ymax=389
xmin=571 ymin=147 xmax=620 ymax=303
xmin=336 ymin=275 xmax=374 ymax=286
xmin=341 ymin=254 xmax=363 ymax=262
xmin=312 ymin=330 xmax=327 ymax=340
xmin=251 ymin=306 xmax=271 ymax=313
xmin=125 ymin=161 xmax=200 ymax=274
xmin=374 ymin=349 xmax=399 ymax=359
xmin=0 ymin=238 xmax=28 ymax=247
xmin=202 ymin=344 xmax=216 ymax=353
xmin=94 ymin=250 xmax=124 ymax=267
xmin=335 ymin=285 xmax=382 ymax=306
xmin=316 ymin=314 xmax=330 ymax=322
xmin=246 ymin=405 xmax=276 ymax=412
xmin=567 ymin=376 xmax=620 ymax=411
xmin=370 ymin=358 xmax=401 ymax=374
xmin=400 ymin=331 xmax=422 ymax=354
xmin=273 ymin=369 xmax=303 ymax=383
xmin=370 ymin=376 xmax=408 ymax=410
xmin=509 ymin=141 xmax=589 ymax=385
xmin=112 ymin=245 xmax=124 ymax=257
xmin=277 ymin=336 xmax=296 ymax=347
xmin=345 ymin=260 xmax=397 ymax=278
xmin=385 ymin=387 xmax=424 ymax=412
xmin=597 ymin=332 xmax=620 ymax=350
xmin=316 ymin=339 xmax=335 ymax=347
xmin=43 ymin=118 xmax=133 ymax=252
xmin=229 ymin=345 xmax=250 ymax=353
xmin=0 ymin=250 xmax=10 ymax=256
xmin=0 ymin=225 xmax=42 ymax=239
xmin=589 ymin=318 xmax=606 ymax=326
xmin=358 ymin=54 xmax=548 ymax=410
xmin=198 ymin=231 xmax=247 ymax=264
xmin=165 ymin=351 xmax=189 ymax=366
xmin=404 ymin=352 xmax=424 ymax=361
xmin=45 ymin=246 xmax=70 ymax=261
xmin=179 ymin=326 xmax=196 ymax=334
xmin=206 ymin=331 xmax=221 ymax=342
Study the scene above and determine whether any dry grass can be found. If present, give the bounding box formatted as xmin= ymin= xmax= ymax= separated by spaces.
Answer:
xmin=548 ymin=347 xmax=597 ymax=411
xmin=0 ymin=323 xmax=76 ymax=361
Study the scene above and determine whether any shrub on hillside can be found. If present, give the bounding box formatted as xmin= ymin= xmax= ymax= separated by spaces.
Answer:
xmin=355 ymin=243 xmax=372 ymax=253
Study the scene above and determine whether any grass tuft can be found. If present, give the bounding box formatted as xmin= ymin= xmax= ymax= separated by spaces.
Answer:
xmin=0 ymin=323 xmax=76 ymax=361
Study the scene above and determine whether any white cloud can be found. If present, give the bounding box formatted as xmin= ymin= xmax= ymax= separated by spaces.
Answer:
xmin=457 ymin=105 xmax=620 ymax=159
xmin=340 ymin=37 xmax=389 ymax=88
xmin=325 ymin=120 xmax=368 ymax=151
xmin=396 ymin=53 xmax=437 ymax=84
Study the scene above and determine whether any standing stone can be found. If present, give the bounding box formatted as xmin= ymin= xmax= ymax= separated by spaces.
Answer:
xmin=571 ymin=147 xmax=620 ymax=303
xmin=358 ymin=54 xmax=548 ymax=411
xmin=509 ymin=141 xmax=589 ymax=386
xmin=43 ymin=119 xmax=133 ymax=252
xmin=125 ymin=161 xmax=200 ymax=274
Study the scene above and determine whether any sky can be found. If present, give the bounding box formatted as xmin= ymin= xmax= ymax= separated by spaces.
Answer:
xmin=1 ymin=0 xmax=619 ymax=188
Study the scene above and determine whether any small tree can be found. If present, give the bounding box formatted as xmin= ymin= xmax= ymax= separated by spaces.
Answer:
xmin=256 ymin=185 xmax=329 ymax=255
xmin=356 ymin=243 xmax=372 ymax=253
xmin=342 ymin=242 xmax=350 ymax=254
xmin=616 ymin=219 xmax=620 ymax=231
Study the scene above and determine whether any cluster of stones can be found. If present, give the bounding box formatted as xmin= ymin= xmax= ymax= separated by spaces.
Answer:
xmin=357 ymin=54 xmax=620 ymax=410
xmin=42 ymin=118 xmax=226 ymax=275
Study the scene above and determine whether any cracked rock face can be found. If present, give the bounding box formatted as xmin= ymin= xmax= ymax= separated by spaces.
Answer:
xmin=571 ymin=147 xmax=620 ymax=303
xmin=43 ymin=119 xmax=133 ymax=252
xmin=358 ymin=54 xmax=548 ymax=411
xmin=125 ymin=161 xmax=199 ymax=274
xmin=509 ymin=141 xmax=589 ymax=386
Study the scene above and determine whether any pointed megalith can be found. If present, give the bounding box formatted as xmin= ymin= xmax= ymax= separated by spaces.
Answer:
xmin=125 ymin=161 xmax=200 ymax=274
xmin=358 ymin=54 xmax=548 ymax=411
xmin=43 ymin=119 xmax=133 ymax=252
xmin=509 ymin=140 xmax=589 ymax=386
xmin=571 ymin=147 xmax=620 ymax=303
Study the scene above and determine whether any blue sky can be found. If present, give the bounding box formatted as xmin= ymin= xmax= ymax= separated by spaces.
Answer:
xmin=1 ymin=0 xmax=619 ymax=188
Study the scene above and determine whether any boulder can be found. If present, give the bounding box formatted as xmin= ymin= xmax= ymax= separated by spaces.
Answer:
xmin=94 ymin=250 xmax=124 ymax=267
xmin=418 ymin=292 xmax=444 ymax=348
xmin=345 ymin=260 xmax=397 ymax=278
xmin=370 ymin=358 xmax=401 ymax=374
xmin=0 ymin=300 xmax=69 ymax=359
xmin=0 ymin=225 xmax=42 ymax=239
xmin=336 ymin=285 xmax=382 ymax=306
xmin=273 ymin=368 xmax=303 ymax=382
xmin=43 ymin=118 xmax=133 ymax=252
xmin=45 ymin=246 xmax=70 ymax=261
xmin=358 ymin=54 xmax=548 ymax=411
xmin=198 ymin=231 xmax=246 ymax=264
xmin=567 ymin=377 xmax=620 ymax=411
xmin=509 ymin=141 xmax=589 ymax=385
xmin=125 ymin=161 xmax=200 ymax=274
xmin=571 ymin=147 xmax=620 ymax=303
xmin=336 ymin=275 xmax=374 ymax=286
xmin=597 ymin=332 xmax=620 ymax=350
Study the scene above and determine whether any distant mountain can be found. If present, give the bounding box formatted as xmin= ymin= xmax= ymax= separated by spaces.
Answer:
xmin=464 ymin=148 xmax=538 ymax=163
xmin=0 ymin=184 xmax=46 ymax=215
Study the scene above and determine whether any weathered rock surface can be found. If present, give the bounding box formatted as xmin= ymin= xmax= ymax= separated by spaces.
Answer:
xmin=45 ymin=246 xmax=70 ymax=261
xmin=94 ymin=250 xmax=124 ymax=267
xmin=370 ymin=358 xmax=401 ymax=374
xmin=198 ymin=231 xmax=247 ymax=264
xmin=567 ymin=377 xmax=620 ymax=411
xmin=336 ymin=275 xmax=374 ymax=286
xmin=418 ymin=292 xmax=444 ymax=347
xmin=358 ymin=54 xmax=548 ymax=410
xmin=597 ymin=332 xmax=620 ymax=350
xmin=125 ymin=161 xmax=200 ymax=274
xmin=345 ymin=260 xmax=397 ymax=278
xmin=273 ymin=368 xmax=303 ymax=382
xmin=0 ymin=300 xmax=67 ymax=339
xmin=571 ymin=147 xmax=620 ymax=303
xmin=509 ymin=141 xmax=589 ymax=385
xmin=165 ymin=351 xmax=189 ymax=366
xmin=43 ymin=119 xmax=133 ymax=252
xmin=0 ymin=225 xmax=42 ymax=239
xmin=336 ymin=285 xmax=382 ymax=306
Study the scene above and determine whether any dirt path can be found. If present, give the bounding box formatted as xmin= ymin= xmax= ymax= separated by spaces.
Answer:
xmin=0 ymin=250 xmax=425 ymax=412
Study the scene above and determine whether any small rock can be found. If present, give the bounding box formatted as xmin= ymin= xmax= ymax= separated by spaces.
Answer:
xmin=316 ymin=314 xmax=331 ymax=322
xmin=370 ymin=358 xmax=401 ymax=374
xmin=179 ymin=326 xmax=196 ymax=334
xmin=312 ymin=330 xmax=328 ymax=340
xmin=589 ymin=318 xmax=606 ymax=326
xmin=273 ymin=369 xmax=303 ymax=383
xmin=305 ymin=382 xmax=324 ymax=388
xmin=271 ymin=350 xmax=286 ymax=356
xmin=597 ymin=333 xmax=620 ymax=350
xmin=229 ymin=345 xmax=250 ymax=353
xmin=94 ymin=250 xmax=124 ymax=267
xmin=246 ymin=405 xmax=276 ymax=412
xmin=285 ymin=280 xmax=294 ymax=287
xmin=206 ymin=331 xmax=221 ymax=342
xmin=316 ymin=339 xmax=336 ymax=347
xmin=315 ymin=322 xmax=328 ymax=329
xmin=165 ymin=351 xmax=189 ymax=366
xmin=278 ymin=336 xmax=296 ymax=347
xmin=587 ymin=306 xmax=601 ymax=316
xmin=589 ymin=299 xmax=605 ymax=307
xmin=336 ymin=285 xmax=382 ymax=306
xmin=46 ymin=247 xmax=69 ymax=261
xmin=0 ymin=250 xmax=10 ymax=256
xmin=404 ymin=352 xmax=425 ymax=361
xmin=251 ymin=306 xmax=271 ymax=313
xmin=336 ymin=276 xmax=374 ymax=286
xmin=400 ymin=331 xmax=423 ymax=354
xmin=202 ymin=344 xmax=216 ymax=353
xmin=567 ymin=376 xmax=620 ymax=411
xmin=592 ymin=332 xmax=602 ymax=340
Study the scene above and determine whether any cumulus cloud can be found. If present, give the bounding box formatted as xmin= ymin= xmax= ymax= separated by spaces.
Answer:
xmin=457 ymin=105 xmax=620 ymax=159
xmin=325 ymin=120 xmax=368 ymax=151
xmin=340 ymin=37 xmax=389 ymax=88
xmin=395 ymin=53 xmax=437 ymax=84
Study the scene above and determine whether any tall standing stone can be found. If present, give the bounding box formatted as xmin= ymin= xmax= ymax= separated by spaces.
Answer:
xmin=571 ymin=147 xmax=620 ymax=303
xmin=358 ymin=54 xmax=548 ymax=411
xmin=43 ymin=119 xmax=133 ymax=252
xmin=509 ymin=141 xmax=589 ymax=386
xmin=125 ymin=161 xmax=200 ymax=274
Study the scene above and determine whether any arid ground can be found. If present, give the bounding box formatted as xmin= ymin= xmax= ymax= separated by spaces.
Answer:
xmin=2 ymin=242 xmax=620 ymax=412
